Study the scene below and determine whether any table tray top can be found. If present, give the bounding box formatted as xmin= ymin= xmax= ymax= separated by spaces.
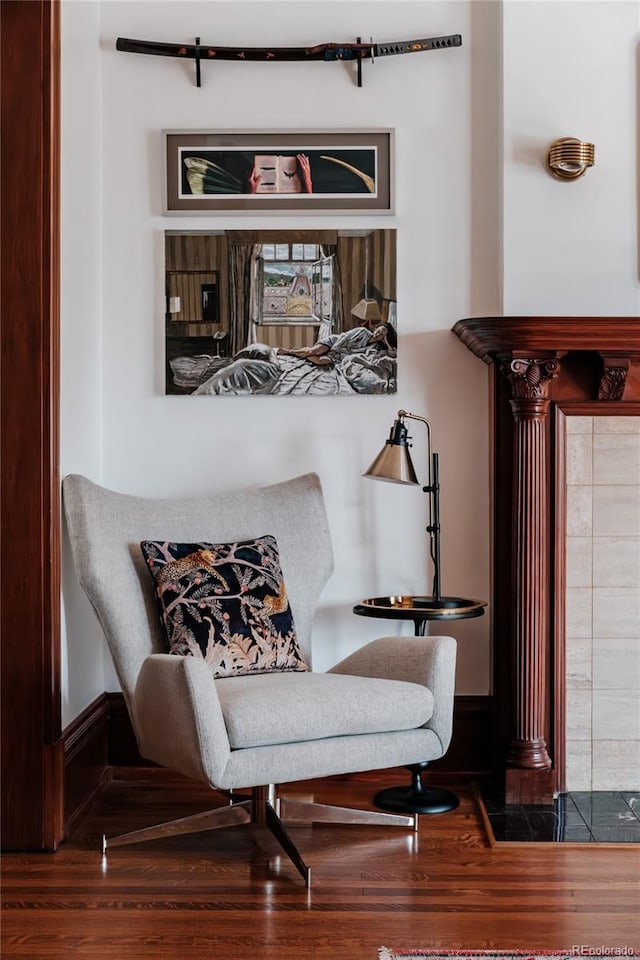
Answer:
xmin=353 ymin=595 xmax=486 ymax=621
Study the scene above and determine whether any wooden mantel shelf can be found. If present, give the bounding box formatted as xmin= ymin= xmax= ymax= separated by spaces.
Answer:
xmin=453 ymin=316 xmax=640 ymax=362
xmin=453 ymin=315 xmax=640 ymax=804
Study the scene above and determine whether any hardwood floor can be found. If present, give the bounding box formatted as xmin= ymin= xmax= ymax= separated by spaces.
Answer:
xmin=2 ymin=772 xmax=639 ymax=959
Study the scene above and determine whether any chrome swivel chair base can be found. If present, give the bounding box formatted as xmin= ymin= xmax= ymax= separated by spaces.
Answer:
xmin=100 ymin=784 xmax=417 ymax=887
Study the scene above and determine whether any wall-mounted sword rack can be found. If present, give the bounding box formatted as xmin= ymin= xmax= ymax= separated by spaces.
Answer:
xmin=115 ymin=33 xmax=463 ymax=88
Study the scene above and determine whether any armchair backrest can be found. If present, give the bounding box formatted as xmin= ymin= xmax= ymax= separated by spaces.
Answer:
xmin=63 ymin=473 xmax=334 ymax=722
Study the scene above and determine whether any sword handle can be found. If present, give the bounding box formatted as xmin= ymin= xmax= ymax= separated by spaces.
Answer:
xmin=375 ymin=34 xmax=462 ymax=57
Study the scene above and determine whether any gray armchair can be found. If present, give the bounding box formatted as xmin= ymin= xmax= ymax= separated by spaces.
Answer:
xmin=63 ymin=472 xmax=456 ymax=886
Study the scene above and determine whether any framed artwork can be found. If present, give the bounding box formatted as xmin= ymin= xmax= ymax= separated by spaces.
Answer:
xmin=164 ymin=228 xmax=397 ymax=396
xmin=163 ymin=129 xmax=394 ymax=214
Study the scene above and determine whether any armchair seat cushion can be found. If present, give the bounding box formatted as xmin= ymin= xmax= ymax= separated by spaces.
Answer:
xmin=215 ymin=671 xmax=434 ymax=749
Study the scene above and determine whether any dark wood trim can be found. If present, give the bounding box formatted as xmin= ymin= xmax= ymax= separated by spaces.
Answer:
xmin=63 ymin=696 xmax=110 ymax=839
xmin=1 ymin=0 xmax=62 ymax=851
xmin=555 ymin=400 xmax=640 ymax=417
xmin=104 ymin=693 xmax=157 ymax=769
xmin=433 ymin=695 xmax=493 ymax=774
xmin=553 ymin=408 xmax=568 ymax=795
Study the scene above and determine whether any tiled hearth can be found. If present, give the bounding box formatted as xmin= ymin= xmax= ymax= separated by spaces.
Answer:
xmin=479 ymin=783 xmax=640 ymax=843
xmin=565 ymin=416 xmax=640 ymax=792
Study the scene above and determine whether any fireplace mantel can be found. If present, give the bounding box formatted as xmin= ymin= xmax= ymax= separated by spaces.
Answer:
xmin=453 ymin=316 xmax=640 ymax=803
xmin=453 ymin=316 xmax=640 ymax=361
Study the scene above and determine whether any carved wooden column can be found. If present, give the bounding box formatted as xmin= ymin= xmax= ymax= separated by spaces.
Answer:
xmin=499 ymin=356 xmax=559 ymax=801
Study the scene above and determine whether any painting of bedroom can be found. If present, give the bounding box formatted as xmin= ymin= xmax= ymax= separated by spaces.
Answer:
xmin=165 ymin=228 xmax=397 ymax=396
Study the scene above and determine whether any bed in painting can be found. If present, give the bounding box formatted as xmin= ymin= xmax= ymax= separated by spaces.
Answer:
xmin=170 ymin=338 xmax=396 ymax=397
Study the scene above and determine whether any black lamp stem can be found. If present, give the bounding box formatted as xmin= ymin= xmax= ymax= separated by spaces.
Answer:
xmin=426 ymin=452 xmax=442 ymax=601
xmin=397 ymin=409 xmax=443 ymax=603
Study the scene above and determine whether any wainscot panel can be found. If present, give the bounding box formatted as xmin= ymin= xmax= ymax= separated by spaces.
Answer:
xmin=63 ymin=695 xmax=110 ymax=838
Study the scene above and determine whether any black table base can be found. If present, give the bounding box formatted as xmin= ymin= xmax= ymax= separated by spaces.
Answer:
xmin=373 ymin=763 xmax=460 ymax=815
xmin=353 ymin=595 xmax=486 ymax=816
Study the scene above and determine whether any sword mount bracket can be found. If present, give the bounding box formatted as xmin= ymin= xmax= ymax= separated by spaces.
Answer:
xmin=354 ymin=37 xmax=376 ymax=87
xmin=195 ymin=36 xmax=201 ymax=87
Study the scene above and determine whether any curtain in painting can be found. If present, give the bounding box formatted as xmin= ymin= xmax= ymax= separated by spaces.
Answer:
xmin=320 ymin=243 xmax=344 ymax=335
xmin=228 ymin=243 xmax=260 ymax=355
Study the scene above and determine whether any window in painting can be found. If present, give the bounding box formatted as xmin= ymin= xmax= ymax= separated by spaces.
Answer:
xmin=257 ymin=243 xmax=333 ymax=326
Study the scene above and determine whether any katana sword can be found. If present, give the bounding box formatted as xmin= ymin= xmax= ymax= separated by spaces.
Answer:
xmin=116 ymin=33 xmax=462 ymax=87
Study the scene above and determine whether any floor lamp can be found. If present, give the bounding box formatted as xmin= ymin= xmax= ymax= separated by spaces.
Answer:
xmin=363 ymin=409 xmax=486 ymax=813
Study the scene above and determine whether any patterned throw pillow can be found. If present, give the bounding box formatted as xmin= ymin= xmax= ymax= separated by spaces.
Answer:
xmin=140 ymin=535 xmax=308 ymax=679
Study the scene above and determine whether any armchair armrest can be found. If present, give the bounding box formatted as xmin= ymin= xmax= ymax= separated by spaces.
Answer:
xmin=327 ymin=635 xmax=457 ymax=753
xmin=134 ymin=654 xmax=231 ymax=787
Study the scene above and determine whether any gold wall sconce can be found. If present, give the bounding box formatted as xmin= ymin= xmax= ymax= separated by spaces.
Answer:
xmin=546 ymin=137 xmax=595 ymax=181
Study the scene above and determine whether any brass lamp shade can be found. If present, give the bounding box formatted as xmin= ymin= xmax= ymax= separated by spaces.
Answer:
xmin=363 ymin=419 xmax=419 ymax=485
xmin=351 ymin=298 xmax=382 ymax=324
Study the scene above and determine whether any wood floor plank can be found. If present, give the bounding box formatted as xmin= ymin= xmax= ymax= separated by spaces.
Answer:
xmin=2 ymin=776 xmax=639 ymax=959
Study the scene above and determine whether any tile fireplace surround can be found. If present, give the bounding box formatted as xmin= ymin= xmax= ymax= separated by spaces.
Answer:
xmin=565 ymin=415 xmax=640 ymax=791
xmin=453 ymin=317 xmax=640 ymax=805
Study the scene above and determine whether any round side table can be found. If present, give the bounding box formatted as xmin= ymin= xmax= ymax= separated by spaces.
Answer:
xmin=352 ymin=594 xmax=486 ymax=815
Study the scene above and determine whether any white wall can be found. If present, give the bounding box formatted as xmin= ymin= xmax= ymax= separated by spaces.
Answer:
xmin=63 ymin=0 xmax=640 ymax=725
xmin=502 ymin=0 xmax=640 ymax=314
xmin=94 ymin=0 xmax=494 ymax=694
xmin=60 ymin=0 xmax=105 ymax=726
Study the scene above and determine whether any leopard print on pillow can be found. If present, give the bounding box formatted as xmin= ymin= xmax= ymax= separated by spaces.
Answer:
xmin=140 ymin=535 xmax=308 ymax=679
